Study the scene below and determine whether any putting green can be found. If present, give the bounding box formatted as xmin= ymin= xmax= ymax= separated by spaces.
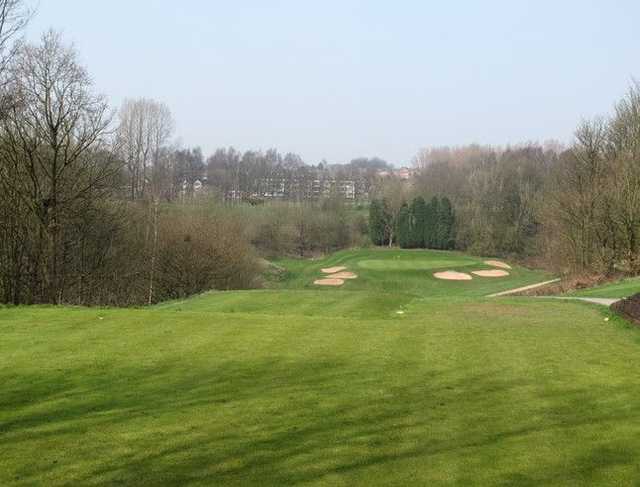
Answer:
xmin=357 ymin=258 xmax=476 ymax=271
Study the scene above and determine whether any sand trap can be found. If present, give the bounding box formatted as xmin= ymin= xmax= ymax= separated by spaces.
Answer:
xmin=473 ymin=269 xmax=510 ymax=277
xmin=484 ymin=260 xmax=512 ymax=270
xmin=327 ymin=271 xmax=358 ymax=279
xmin=314 ymin=278 xmax=345 ymax=286
xmin=433 ymin=271 xmax=473 ymax=281
xmin=321 ymin=266 xmax=347 ymax=274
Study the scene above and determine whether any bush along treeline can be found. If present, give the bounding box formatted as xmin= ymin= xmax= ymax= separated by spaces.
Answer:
xmin=247 ymin=198 xmax=368 ymax=258
xmin=369 ymin=196 xmax=455 ymax=249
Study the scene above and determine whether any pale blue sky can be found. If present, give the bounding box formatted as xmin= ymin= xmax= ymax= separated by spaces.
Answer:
xmin=29 ymin=1 xmax=640 ymax=165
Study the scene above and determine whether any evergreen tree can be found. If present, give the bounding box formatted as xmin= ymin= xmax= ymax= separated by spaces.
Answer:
xmin=439 ymin=196 xmax=456 ymax=249
xmin=381 ymin=198 xmax=394 ymax=246
xmin=410 ymin=196 xmax=427 ymax=248
xmin=435 ymin=197 xmax=449 ymax=249
xmin=396 ymin=203 xmax=412 ymax=248
xmin=425 ymin=196 xmax=439 ymax=248
xmin=368 ymin=199 xmax=386 ymax=245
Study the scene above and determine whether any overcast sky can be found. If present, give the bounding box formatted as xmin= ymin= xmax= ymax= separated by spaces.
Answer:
xmin=29 ymin=1 xmax=640 ymax=166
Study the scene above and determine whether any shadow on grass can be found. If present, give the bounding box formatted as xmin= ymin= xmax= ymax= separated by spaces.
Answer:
xmin=2 ymin=358 xmax=640 ymax=485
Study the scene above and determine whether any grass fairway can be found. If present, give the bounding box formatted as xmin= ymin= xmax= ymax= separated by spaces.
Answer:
xmin=270 ymin=249 xmax=549 ymax=297
xmin=569 ymin=276 xmax=640 ymax=299
xmin=3 ymin=249 xmax=640 ymax=485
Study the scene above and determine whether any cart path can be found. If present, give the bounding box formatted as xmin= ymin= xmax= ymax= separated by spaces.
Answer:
xmin=537 ymin=296 xmax=620 ymax=306
xmin=487 ymin=279 xmax=561 ymax=297
xmin=488 ymin=279 xmax=621 ymax=306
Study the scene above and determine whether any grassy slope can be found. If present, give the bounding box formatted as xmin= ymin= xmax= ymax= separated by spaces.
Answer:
xmin=569 ymin=276 xmax=640 ymax=299
xmin=2 ymin=250 xmax=640 ymax=485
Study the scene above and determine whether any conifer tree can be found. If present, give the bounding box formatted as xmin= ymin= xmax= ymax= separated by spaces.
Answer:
xmin=425 ymin=196 xmax=439 ymax=248
xmin=397 ymin=203 xmax=412 ymax=248
xmin=368 ymin=199 xmax=386 ymax=245
xmin=410 ymin=196 xmax=427 ymax=248
xmin=439 ymin=196 xmax=456 ymax=249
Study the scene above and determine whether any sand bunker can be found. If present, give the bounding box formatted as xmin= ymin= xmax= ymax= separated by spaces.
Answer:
xmin=314 ymin=266 xmax=358 ymax=286
xmin=314 ymin=278 xmax=345 ymax=286
xmin=321 ymin=266 xmax=347 ymax=274
xmin=433 ymin=271 xmax=473 ymax=281
xmin=327 ymin=271 xmax=358 ymax=279
xmin=484 ymin=260 xmax=512 ymax=270
xmin=472 ymin=269 xmax=510 ymax=277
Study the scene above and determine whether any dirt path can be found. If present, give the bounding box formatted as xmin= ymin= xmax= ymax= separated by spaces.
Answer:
xmin=487 ymin=279 xmax=561 ymax=297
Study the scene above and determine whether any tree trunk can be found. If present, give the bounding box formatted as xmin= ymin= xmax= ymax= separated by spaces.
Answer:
xmin=147 ymin=198 xmax=159 ymax=305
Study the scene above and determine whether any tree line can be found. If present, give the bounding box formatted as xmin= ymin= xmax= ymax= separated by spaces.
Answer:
xmin=544 ymin=87 xmax=640 ymax=275
xmin=409 ymin=144 xmax=552 ymax=259
xmin=1 ymin=0 xmax=639 ymax=305
xmin=369 ymin=196 xmax=455 ymax=250
xmin=0 ymin=5 xmax=260 ymax=305
xmin=0 ymin=1 xmax=372 ymax=305
xmin=403 ymin=81 xmax=640 ymax=277
xmin=206 ymin=150 xmax=389 ymax=202
xmin=114 ymin=117 xmax=390 ymax=204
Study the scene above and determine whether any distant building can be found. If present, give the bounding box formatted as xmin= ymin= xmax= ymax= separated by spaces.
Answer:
xmin=377 ymin=167 xmax=415 ymax=180
xmin=338 ymin=180 xmax=355 ymax=199
xmin=397 ymin=167 xmax=414 ymax=180
xmin=257 ymin=177 xmax=357 ymax=200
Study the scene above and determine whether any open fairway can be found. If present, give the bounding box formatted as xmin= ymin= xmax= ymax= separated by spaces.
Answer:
xmin=2 ymin=250 xmax=640 ymax=485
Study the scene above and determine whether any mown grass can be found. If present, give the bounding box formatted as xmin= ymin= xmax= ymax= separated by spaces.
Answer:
xmin=570 ymin=276 xmax=640 ymax=299
xmin=270 ymin=248 xmax=550 ymax=297
xmin=2 ymin=249 xmax=640 ymax=485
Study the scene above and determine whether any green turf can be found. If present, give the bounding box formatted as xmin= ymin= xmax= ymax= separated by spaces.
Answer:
xmin=3 ymin=249 xmax=640 ymax=485
xmin=269 ymin=248 xmax=549 ymax=297
xmin=356 ymin=257 xmax=477 ymax=271
xmin=569 ymin=276 xmax=640 ymax=299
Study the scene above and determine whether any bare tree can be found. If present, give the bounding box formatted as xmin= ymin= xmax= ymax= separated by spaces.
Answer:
xmin=0 ymin=0 xmax=31 ymax=303
xmin=0 ymin=0 xmax=32 ymax=120
xmin=608 ymin=80 xmax=640 ymax=273
xmin=116 ymin=98 xmax=173 ymax=200
xmin=116 ymin=99 xmax=148 ymax=199
xmin=385 ymin=177 xmax=409 ymax=247
xmin=0 ymin=1 xmax=30 ymax=76
xmin=0 ymin=30 xmax=114 ymax=303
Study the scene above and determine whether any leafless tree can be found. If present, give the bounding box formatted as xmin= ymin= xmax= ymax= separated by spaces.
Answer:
xmin=114 ymin=98 xmax=175 ymax=303
xmin=116 ymin=97 xmax=173 ymax=200
xmin=608 ymin=80 xmax=640 ymax=273
xmin=377 ymin=177 xmax=407 ymax=247
xmin=544 ymin=120 xmax=607 ymax=270
xmin=0 ymin=0 xmax=32 ymax=114
xmin=0 ymin=1 xmax=30 ymax=62
xmin=0 ymin=0 xmax=31 ymax=303
xmin=0 ymin=30 xmax=114 ymax=303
